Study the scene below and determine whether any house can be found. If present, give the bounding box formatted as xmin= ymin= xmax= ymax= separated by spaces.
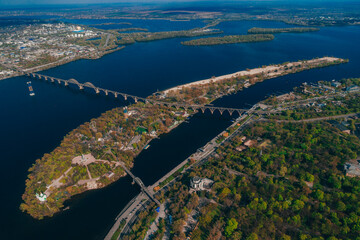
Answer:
xmin=344 ymin=161 xmax=360 ymax=177
xmin=329 ymin=120 xmax=351 ymax=134
xmin=236 ymin=146 xmax=247 ymax=152
xmin=244 ymin=139 xmax=257 ymax=147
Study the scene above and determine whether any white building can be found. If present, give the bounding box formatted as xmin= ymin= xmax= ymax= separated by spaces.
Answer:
xmin=190 ymin=176 xmax=203 ymax=190
xmin=190 ymin=177 xmax=214 ymax=191
xmin=35 ymin=193 xmax=47 ymax=202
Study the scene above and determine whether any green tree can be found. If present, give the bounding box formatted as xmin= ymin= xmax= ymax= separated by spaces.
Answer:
xmin=225 ymin=218 xmax=238 ymax=237
xmin=246 ymin=233 xmax=259 ymax=240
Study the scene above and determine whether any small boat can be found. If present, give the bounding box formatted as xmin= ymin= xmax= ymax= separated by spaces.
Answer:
xmin=27 ymin=81 xmax=35 ymax=96
xmin=144 ymin=144 xmax=150 ymax=150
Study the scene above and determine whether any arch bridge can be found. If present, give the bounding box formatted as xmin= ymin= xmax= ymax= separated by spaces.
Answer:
xmin=25 ymin=72 xmax=273 ymax=116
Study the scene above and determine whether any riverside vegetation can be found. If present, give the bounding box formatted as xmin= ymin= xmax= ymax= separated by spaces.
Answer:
xmin=181 ymin=34 xmax=275 ymax=46
xmin=248 ymin=27 xmax=320 ymax=34
xmin=116 ymin=28 xmax=222 ymax=45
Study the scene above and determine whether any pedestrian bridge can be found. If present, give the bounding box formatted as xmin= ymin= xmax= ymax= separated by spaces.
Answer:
xmin=25 ymin=72 xmax=272 ymax=116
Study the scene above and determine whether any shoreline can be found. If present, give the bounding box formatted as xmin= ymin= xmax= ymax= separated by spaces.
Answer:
xmin=20 ymin=103 xmax=191 ymax=220
xmin=0 ymin=46 xmax=125 ymax=81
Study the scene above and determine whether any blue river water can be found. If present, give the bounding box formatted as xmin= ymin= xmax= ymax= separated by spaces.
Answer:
xmin=0 ymin=19 xmax=359 ymax=239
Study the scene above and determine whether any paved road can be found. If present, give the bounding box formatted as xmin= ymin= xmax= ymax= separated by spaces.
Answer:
xmin=144 ymin=203 xmax=165 ymax=240
xmin=264 ymin=112 xmax=358 ymax=123
xmin=104 ymin=193 xmax=148 ymax=240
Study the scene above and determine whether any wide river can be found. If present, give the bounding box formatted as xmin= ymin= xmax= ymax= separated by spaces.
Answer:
xmin=0 ymin=19 xmax=359 ymax=239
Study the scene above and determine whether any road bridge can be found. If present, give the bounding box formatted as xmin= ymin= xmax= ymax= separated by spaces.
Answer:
xmin=117 ymin=161 xmax=160 ymax=205
xmin=24 ymin=71 xmax=278 ymax=116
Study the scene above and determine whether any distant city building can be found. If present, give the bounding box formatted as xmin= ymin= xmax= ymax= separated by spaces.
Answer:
xmin=331 ymin=81 xmax=341 ymax=88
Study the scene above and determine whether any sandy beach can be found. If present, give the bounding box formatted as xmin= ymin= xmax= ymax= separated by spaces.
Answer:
xmin=163 ymin=57 xmax=341 ymax=94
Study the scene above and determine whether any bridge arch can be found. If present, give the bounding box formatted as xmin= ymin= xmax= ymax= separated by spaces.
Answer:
xmin=68 ymin=78 xmax=81 ymax=85
xmin=83 ymin=82 xmax=97 ymax=89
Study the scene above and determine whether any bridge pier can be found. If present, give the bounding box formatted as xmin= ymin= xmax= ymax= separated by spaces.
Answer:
xmin=134 ymin=97 xmax=138 ymax=103
xmin=124 ymin=95 xmax=127 ymax=101
xmin=95 ymin=88 xmax=100 ymax=94
xmin=105 ymin=90 xmax=108 ymax=96
xmin=219 ymin=109 xmax=224 ymax=115
xmin=57 ymin=79 xmax=61 ymax=84
xmin=228 ymin=110 xmax=234 ymax=116
xmin=79 ymin=85 xmax=84 ymax=90
xmin=50 ymin=78 xmax=55 ymax=83
xmin=44 ymin=76 xmax=48 ymax=81
xmin=210 ymin=108 xmax=215 ymax=114
xmin=64 ymin=81 xmax=69 ymax=86
xmin=114 ymin=92 xmax=118 ymax=98
xmin=200 ymin=108 xmax=205 ymax=113
xmin=38 ymin=75 xmax=41 ymax=79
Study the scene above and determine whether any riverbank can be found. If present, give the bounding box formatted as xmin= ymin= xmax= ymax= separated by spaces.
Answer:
xmin=0 ymin=46 xmax=125 ymax=81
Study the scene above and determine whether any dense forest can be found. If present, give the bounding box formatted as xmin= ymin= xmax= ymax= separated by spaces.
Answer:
xmin=128 ymin=120 xmax=360 ymax=239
